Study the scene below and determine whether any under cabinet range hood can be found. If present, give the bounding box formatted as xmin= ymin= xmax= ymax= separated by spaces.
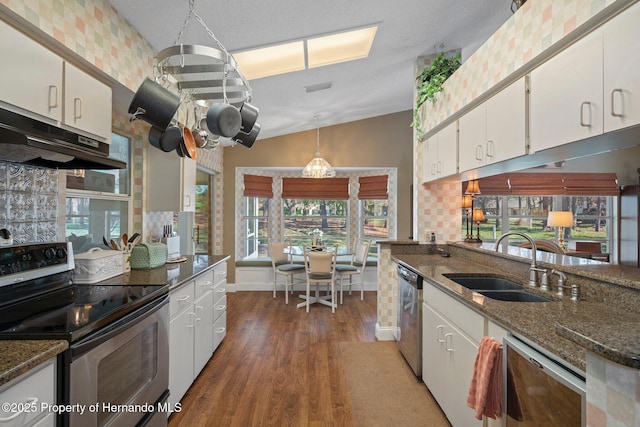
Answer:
xmin=0 ymin=106 xmax=125 ymax=170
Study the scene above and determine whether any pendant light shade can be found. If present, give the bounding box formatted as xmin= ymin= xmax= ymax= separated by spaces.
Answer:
xmin=302 ymin=116 xmax=335 ymax=178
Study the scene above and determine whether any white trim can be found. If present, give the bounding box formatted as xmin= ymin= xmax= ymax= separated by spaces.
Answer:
xmin=375 ymin=323 xmax=396 ymax=341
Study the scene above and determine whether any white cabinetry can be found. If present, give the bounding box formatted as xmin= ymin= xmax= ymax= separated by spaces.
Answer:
xmin=194 ymin=271 xmax=214 ymax=375
xmin=530 ymin=28 xmax=603 ymax=152
xmin=422 ymin=284 xmax=483 ymax=427
xmin=422 ymin=121 xmax=457 ymax=183
xmin=603 ymin=1 xmax=640 ymax=133
xmin=169 ymin=281 xmax=195 ymax=410
xmin=146 ymin=148 xmax=197 ymax=212
xmin=0 ymin=359 xmax=56 ymax=427
xmin=212 ymin=261 xmax=227 ymax=351
xmin=0 ymin=20 xmax=111 ymax=141
xmin=459 ymin=78 xmax=527 ymax=172
xmin=63 ymin=63 xmax=112 ymax=140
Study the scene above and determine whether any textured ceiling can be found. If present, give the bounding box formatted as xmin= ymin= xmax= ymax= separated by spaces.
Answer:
xmin=109 ymin=0 xmax=514 ymax=140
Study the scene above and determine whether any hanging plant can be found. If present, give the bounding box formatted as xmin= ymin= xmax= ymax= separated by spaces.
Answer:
xmin=411 ymin=52 xmax=461 ymax=137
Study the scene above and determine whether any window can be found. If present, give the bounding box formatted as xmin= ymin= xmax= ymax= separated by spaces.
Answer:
xmin=469 ymin=195 xmax=613 ymax=251
xmin=242 ymin=197 xmax=269 ymax=258
xmin=65 ymin=133 xmax=131 ymax=254
xmin=361 ymin=199 xmax=388 ymax=257
xmin=283 ymin=199 xmax=348 ymax=253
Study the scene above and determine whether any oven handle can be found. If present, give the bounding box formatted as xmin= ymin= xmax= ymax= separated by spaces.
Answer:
xmin=71 ymin=294 xmax=169 ymax=357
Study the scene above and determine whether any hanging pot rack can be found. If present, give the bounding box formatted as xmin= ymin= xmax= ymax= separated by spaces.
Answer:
xmin=153 ymin=0 xmax=253 ymax=106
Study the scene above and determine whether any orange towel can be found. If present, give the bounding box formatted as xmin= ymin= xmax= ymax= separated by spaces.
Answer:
xmin=467 ymin=336 xmax=503 ymax=420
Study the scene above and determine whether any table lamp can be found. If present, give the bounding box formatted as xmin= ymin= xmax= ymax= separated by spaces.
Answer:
xmin=461 ymin=195 xmax=473 ymax=242
xmin=547 ymin=211 xmax=574 ymax=248
xmin=471 ymin=208 xmax=485 ymax=243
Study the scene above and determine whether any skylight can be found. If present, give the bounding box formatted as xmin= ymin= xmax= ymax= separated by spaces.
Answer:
xmin=233 ymin=25 xmax=378 ymax=80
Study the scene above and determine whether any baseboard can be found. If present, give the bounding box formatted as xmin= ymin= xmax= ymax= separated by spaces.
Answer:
xmin=375 ymin=323 xmax=396 ymax=341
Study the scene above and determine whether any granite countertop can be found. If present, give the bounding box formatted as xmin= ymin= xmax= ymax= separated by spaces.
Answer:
xmin=0 ymin=340 xmax=68 ymax=387
xmin=94 ymin=254 xmax=229 ymax=291
xmin=393 ymin=251 xmax=640 ymax=372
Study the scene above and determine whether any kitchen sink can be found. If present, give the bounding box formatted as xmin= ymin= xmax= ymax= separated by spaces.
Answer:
xmin=443 ymin=275 xmax=523 ymax=291
xmin=442 ymin=274 xmax=553 ymax=302
xmin=473 ymin=290 xmax=554 ymax=302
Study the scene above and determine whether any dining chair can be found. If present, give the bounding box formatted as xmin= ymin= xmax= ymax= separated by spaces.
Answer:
xmin=335 ymin=239 xmax=371 ymax=303
xmin=297 ymin=246 xmax=338 ymax=313
xmin=270 ymin=241 xmax=305 ymax=304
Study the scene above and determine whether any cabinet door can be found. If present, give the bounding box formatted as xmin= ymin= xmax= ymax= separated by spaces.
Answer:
xmin=421 ymin=136 xmax=438 ymax=183
xmin=0 ymin=20 xmax=63 ymax=122
xmin=63 ymin=63 xmax=112 ymax=140
xmin=486 ymin=77 xmax=527 ymax=164
xmin=603 ymin=1 xmax=640 ymax=132
xmin=437 ymin=121 xmax=458 ymax=178
xmin=445 ymin=325 xmax=482 ymax=427
xmin=147 ymin=149 xmax=197 ymax=212
xmin=530 ymin=29 xmax=603 ymax=152
xmin=422 ymin=303 xmax=446 ymax=400
xmin=458 ymin=104 xmax=486 ymax=172
xmin=169 ymin=307 xmax=195 ymax=408
xmin=194 ymin=291 xmax=214 ymax=375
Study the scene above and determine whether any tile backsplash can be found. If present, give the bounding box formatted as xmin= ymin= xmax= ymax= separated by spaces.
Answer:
xmin=0 ymin=162 xmax=59 ymax=243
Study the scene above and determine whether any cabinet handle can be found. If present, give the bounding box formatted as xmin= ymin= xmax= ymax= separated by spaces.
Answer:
xmin=216 ymin=305 xmax=226 ymax=311
xmin=436 ymin=160 xmax=443 ymax=173
xmin=48 ymin=85 xmax=59 ymax=108
xmin=610 ymin=88 xmax=624 ymax=117
xmin=216 ymin=327 xmax=226 ymax=334
xmin=178 ymin=295 xmax=191 ymax=302
xmin=486 ymin=140 xmax=494 ymax=158
xmin=580 ymin=101 xmax=591 ymax=127
xmin=216 ymin=288 xmax=226 ymax=294
xmin=195 ymin=305 xmax=203 ymax=321
xmin=74 ymin=97 xmax=83 ymax=119
xmin=188 ymin=312 xmax=197 ymax=328
xmin=0 ymin=397 xmax=38 ymax=421
xmin=475 ymin=144 xmax=483 ymax=161
xmin=200 ymin=281 xmax=212 ymax=287
xmin=436 ymin=325 xmax=445 ymax=343
xmin=445 ymin=333 xmax=454 ymax=352
xmin=431 ymin=163 xmax=436 ymax=176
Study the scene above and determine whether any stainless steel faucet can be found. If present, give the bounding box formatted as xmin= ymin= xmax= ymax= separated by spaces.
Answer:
xmin=494 ymin=232 xmax=542 ymax=287
xmin=551 ymin=269 xmax=568 ymax=296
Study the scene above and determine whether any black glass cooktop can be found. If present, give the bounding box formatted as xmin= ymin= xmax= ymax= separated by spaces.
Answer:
xmin=0 ymin=282 xmax=168 ymax=342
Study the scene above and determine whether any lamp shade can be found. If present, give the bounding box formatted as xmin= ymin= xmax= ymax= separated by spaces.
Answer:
xmin=465 ymin=180 xmax=481 ymax=195
xmin=471 ymin=208 xmax=485 ymax=222
xmin=461 ymin=194 xmax=473 ymax=209
xmin=547 ymin=211 xmax=573 ymax=227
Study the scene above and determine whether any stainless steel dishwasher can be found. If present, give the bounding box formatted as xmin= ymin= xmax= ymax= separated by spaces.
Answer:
xmin=504 ymin=334 xmax=586 ymax=426
xmin=396 ymin=263 xmax=423 ymax=378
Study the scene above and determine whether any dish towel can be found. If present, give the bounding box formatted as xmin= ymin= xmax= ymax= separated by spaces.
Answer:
xmin=467 ymin=336 xmax=503 ymax=420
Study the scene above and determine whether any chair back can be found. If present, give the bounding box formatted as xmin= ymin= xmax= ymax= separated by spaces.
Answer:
xmin=304 ymin=247 xmax=337 ymax=275
xmin=353 ymin=240 xmax=372 ymax=265
xmin=270 ymin=241 xmax=291 ymax=265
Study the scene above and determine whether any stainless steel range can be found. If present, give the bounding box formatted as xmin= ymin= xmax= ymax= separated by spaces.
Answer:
xmin=0 ymin=242 xmax=170 ymax=427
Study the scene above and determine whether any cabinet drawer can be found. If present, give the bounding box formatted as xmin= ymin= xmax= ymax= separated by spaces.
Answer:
xmin=214 ymin=295 xmax=227 ymax=322
xmin=424 ymin=284 xmax=483 ymax=343
xmin=170 ymin=281 xmax=195 ymax=319
xmin=213 ymin=263 xmax=227 ymax=287
xmin=213 ymin=281 xmax=227 ymax=306
xmin=0 ymin=360 xmax=55 ymax=427
xmin=213 ymin=312 xmax=226 ymax=351
xmin=194 ymin=270 xmax=214 ymax=300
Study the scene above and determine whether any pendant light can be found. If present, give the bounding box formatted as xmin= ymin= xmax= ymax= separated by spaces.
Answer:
xmin=302 ymin=116 xmax=336 ymax=178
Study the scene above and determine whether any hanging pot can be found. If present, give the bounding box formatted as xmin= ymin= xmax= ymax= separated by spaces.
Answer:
xmin=128 ymin=77 xmax=181 ymax=130
xmin=159 ymin=124 xmax=183 ymax=153
xmin=182 ymin=126 xmax=197 ymax=159
xmin=149 ymin=125 xmax=180 ymax=152
xmin=232 ymin=122 xmax=261 ymax=149
xmin=238 ymin=102 xmax=259 ymax=132
xmin=206 ymin=103 xmax=241 ymax=138
xmin=192 ymin=107 xmax=208 ymax=148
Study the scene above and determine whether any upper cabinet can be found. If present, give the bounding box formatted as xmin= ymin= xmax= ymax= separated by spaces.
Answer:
xmin=63 ymin=63 xmax=112 ymax=140
xmin=0 ymin=19 xmax=112 ymax=141
xmin=0 ymin=19 xmax=63 ymax=122
xmin=603 ymin=1 xmax=640 ymax=133
xmin=422 ymin=121 xmax=457 ymax=183
xmin=529 ymin=28 xmax=604 ymax=153
xmin=146 ymin=147 xmax=197 ymax=212
xmin=459 ymin=77 xmax=527 ymax=172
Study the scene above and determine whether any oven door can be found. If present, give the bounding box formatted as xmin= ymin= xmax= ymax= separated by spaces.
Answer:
xmin=69 ymin=295 xmax=169 ymax=427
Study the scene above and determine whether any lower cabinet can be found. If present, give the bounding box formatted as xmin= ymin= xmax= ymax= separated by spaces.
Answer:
xmin=212 ymin=261 xmax=227 ymax=351
xmin=422 ymin=302 xmax=482 ymax=427
xmin=0 ymin=359 xmax=56 ymax=427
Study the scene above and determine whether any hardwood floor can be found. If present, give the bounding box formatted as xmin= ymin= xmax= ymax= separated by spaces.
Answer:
xmin=168 ymin=290 xmax=378 ymax=426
